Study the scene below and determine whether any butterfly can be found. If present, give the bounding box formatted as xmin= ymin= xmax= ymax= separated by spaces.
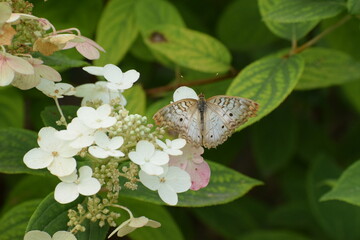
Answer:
xmin=153 ymin=94 xmax=259 ymax=149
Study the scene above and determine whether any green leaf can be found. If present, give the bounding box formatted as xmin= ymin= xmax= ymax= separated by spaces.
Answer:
xmin=95 ymin=0 xmax=138 ymax=65
xmin=33 ymin=52 xmax=89 ymax=72
xmin=239 ymin=230 xmax=310 ymax=240
xmin=295 ymin=48 xmax=360 ymax=90
xmin=347 ymin=0 xmax=360 ymax=14
xmin=117 ymin=197 xmax=184 ymax=240
xmin=0 ymin=87 xmax=24 ymax=128
xmin=144 ymin=25 xmax=231 ymax=73
xmin=227 ymin=53 xmax=304 ymax=131
xmin=0 ymin=128 xmax=49 ymax=175
xmin=263 ymin=0 xmax=346 ymax=23
xmin=342 ymin=80 xmax=360 ymax=114
xmin=136 ymin=0 xmax=185 ymax=34
xmin=76 ymin=220 xmax=109 ymax=240
xmin=258 ymin=0 xmax=318 ymax=40
xmin=40 ymin=105 xmax=78 ymax=130
xmin=307 ymin=155 xmax=360 ymax=240
xmin=217 ymin=0 xmax=276 ymax=50
xmin=251 ymin=104 xmax=298 ymax=176
xmin=0 ymin=199 xmax=41 ymax=240
xmin=123 ymin=84 xmax=146 ymax=115
xmin=120 ymin=161 xmax=262 ymax=207
xmin=321 ymin=160 xmax=360 ymax=206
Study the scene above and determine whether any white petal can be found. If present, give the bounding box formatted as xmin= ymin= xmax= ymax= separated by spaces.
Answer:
xmin=59 ymin=169 xmax=77 ymax=183
xmin=108 ymin=149 xmax=125 ymax=157
xmin=155 ymin=139 xmax=167 ymax=149
xmin=70 ymin=135 xmax=94 ymax=148
xmin=56 ymin=129 xmax=78 ymax=141
xmin=24 ymin=230 xmax=51 ymax=240
xmin=23 ymin=148 xmax=53 ymax=169
xmin=128 ymin=151 xmax=145 ymax=165
xmin=82 ymin=66 xmax=104 ymax=76
xmin=96 ymin=104 xmax=111 ymax=117
xmin=54 ymin=182 xmax=79 ymax=204
xmin=141 ymin=163 xmax=164 ymax=176
xmin=146 ymin=220 xmax=161 ymax=228
xmin=52 ymin=231 xmax=77 ymax=240
xmin=37 ymin=127 xmax=60 ymax=151
xmin=103 ymin=64 xmax=123 ymax=83
xmin=172 ymin=138 xmax=186 ymax=149
xmin=150 ymin=151 xmax=169 ymax=165
xmin=108 ymin=136 xmax=124 ymax=150
xmin=77 ymin=106 xmax=95 ymax=122
xmin=7 ymin=54 xmax=34 ymax=74
xmin=78 ymin=178 xmax=101 ymax=195
xmin=158 ymin=184 xmax=178 ymax=205
xmin=166 ymin=149 xmax=183 ymax=156
xmin=58 ymin=144 xmax=80 ymax=158
xmin=173 ymin=86 xmax=199 ymax=102
xmin=89 ymin=146 xmax=109 ymax=159
xmin=139 ymin=170 xmax=160 ymax=190
xmin=123 ymin=69 xmax=140 ymax=83
xmin=129 ymin=216 xmax=148 ymax=228
xmin=47 ymin=157 xmax=76 ymax=177
xmin=93 ymin=131 xmax=110 ymax=148
xmin=136 ymin=140 xmax=155 ymax=156
xmin=0 ymin=62 xmax=15 ymax=86
xmin=75 ymin=83 xmax=96 ymax=97
xmin=99 ymin=117 xmax=116 ymax=128
xmin=166 ymin=167 xmax=191 ymax=193
xmin=78 ymin=165 xmax=93 ymax=180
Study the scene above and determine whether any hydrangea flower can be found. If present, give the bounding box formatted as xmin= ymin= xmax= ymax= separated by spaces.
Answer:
xmin=88 ymin=131 xmax=125 ymax=158
xmin=24 ymin=230 xmax=76 ymax=240
xmin=139 ymin=166 xmax=191 ymax=205
xmin=156 ymin=138 xmax=186 ymax=156
xmin=63 ymin=35 xmax=105 ymax=60
xmin=23 ymin=127 xmax=79 ymax=177
xmin=56 ymin=117 xmax=95 ymax=148
xmin=75 ymin=81 xmax=127 ymax=106
xmin=83 ymin=64 xmax=139 ymax=91
xmin=173 ymin=86 xmax=199 ymax=102
xmin=108 ymin=216 xmax=161 ymax=238
xmin=129 ymin=140 xmax=169 ymax=176
xmin=33 ymin=33 xmax=76 ymax=56
xmin=0 ymin=52 xmax=34 ymax=86
xmin=77 ymin=104 xmax=116 ymax=129
xmin=169 ymin=144 xmax=210 ymax=190
xmin=36 ymin=78 xmax=75 ymax=98
xmin=54 ymin=166 xmax=101 ymax=204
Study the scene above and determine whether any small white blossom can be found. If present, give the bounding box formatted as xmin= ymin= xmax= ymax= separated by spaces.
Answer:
xmin=54 ymin=166 xmax=101 ymax=204
xmin=108 ymin=216 xmax=161 ymax=238
xmin=75 ymin=81 xmax=127 ymax=106
xmin=83 ymin=64 xmax=139 ymax=91
xmin=23 ymin=127 xmax=79 ymax=177
xmin=77 ymin=104 xmax=116 ymax=129
xmin=173 ymin=86 xmax=199 ymax=102
xmin=24 ymin=230 xmax=77 ymax=240
xmin=129 ymin=140 xmax=169 ymax=175
xmin=56 ymin=117 xmax=95 ymax=148
xmin=139 ymin=166 xmax=191 ymax=205
xmin=88 ymin=131 xmax=124 ymax=158
xmin=156 ymin=138 xmax=186 ymax=156
xmin=36 ymin=78 xmax=75 ymax=98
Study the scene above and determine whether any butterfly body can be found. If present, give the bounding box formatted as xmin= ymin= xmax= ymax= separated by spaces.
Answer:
xmin=153 ymin=94 xmax=258 ymax=149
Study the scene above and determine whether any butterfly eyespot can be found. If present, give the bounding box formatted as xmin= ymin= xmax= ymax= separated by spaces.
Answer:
xmin=229 ymin=113 xmax=233 ymax=117
xmin=211 ymin=135 xmax=213 ymax=138
xmin=180 ymin=118 xmax=183 ymax=122
xmin=221 ymin=125 xmax=225 ymax=129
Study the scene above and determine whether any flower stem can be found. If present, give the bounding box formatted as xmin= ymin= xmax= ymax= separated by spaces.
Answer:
xmin=53 ymin=97 xmax=67 ymax=127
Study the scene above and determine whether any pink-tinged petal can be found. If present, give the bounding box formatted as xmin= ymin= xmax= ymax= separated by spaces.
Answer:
xmin=123 ymin=70 xmax=140 ymax=83
xmin=7 ymin=13 xmax=21 ymax=23
xmin=158 ymin=184 xmax=178 ymax=205
xmin=187 ymin=161 xmax=210 ymax=190
xmin=24 ymin=230 xmax=51 ymax=240
xmin=169 ymin=156 xmax=188 ymax=170
xmin=47 ymin=157 xmax=76 ymax=177
xmin=141 ymin=163 xmax=164 ymax=176
xmin=104 ymin=64 xmax=123 ymax=83
xmin=6 ymin=55 xmax=34 ymax=74
xmin=166 ymin=167 xmax=191 ymax=192
xmin=82 ymin=36 xmax=105 ymax=52
xmin=11 ymin=73 xmax=39 ymax=90
xmin=78 ymin=166 xmax=93 ymax=180
xmin=82 ymin=66 xmax=104 ymax=76
xmin=62 ymin=41 xmax=77 ymax=50
xmin=54 ymin=182 xmax=79 ymax=204
xmin=136 ymin=140 xmax=155 ymax=156
xmin=173 ymin=86 xmax=199 ymax=102
xmin=76 ymin=43 xmax=100 ymax=60
xmin=78 ymin=178 xmax=101 ymax=195
xmin=139 ymin=170 xmax=160 ymax=190
xmin=37 ymin=64 xmax=61 ymax=82
xmin=23 ymin=148 xmax=53 ymax=169
xmin=151 ymin=150 xmax=169 ymax=165
xmin=89 ymin=146 xmax=109 ymax=159
xmin=52 ymin=231 xmax=77 ymax=240
xmin=0 ymin=61 xmax=14 ymax=86
xmin=108 ymin=136 xmax=124 ymax=150
xmin=128 ymin=151 xmax=145 ymax=165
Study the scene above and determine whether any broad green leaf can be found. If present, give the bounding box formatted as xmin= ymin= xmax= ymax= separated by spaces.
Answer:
xmin=251 ymin=104 xmax=298 ymax=176
xmin=41 ymin=105 xmax=78 ymax=130
xmin=239 ymin=230 xmax=310 ymax=240
xmin=130 ymin=36 xmax=156 ymax=61
xmin=0 ymin=199 xmax=41 ymax=240
xmin=342 ymin=80 xmax=360 ymax=114
xmin=263 ymin=0 xmax=346 ymax=23
xmin=217 ymin=0 xmax=276 ymax=50
xmin=120 ymin=161 xmax=262 ymax=207
xmin=321 ymin=160 xmax=360 ymax=206
xmin=0 ymin=87 xmax=24 ymax=128
xmin=123 ymin=84 xmax=146 ymax=115
xmin=347 ymin=0 xmax=360 ymax=14
xmin=0 ymin=128 xmax=48 ymax=175
xmin=136 ymin=0 xmax=185 ymax=34
xmin=144 ymin=25 xmax=231 ymax=73
xmin=307 ymin=155 xmax=360 ymax=240
xmin=295 ymin=48 xmax=360 ymax=90
xmin=95 ymin=0 xmax=139 ymax=66
xmin=227 ymin=53 xmax=304 ymax=131
xmin=117 ymin=197 xmax=184 ymax=240
xmin=258 ymin=0 xmax=318 ymax=40
xmin=33 ymin=52 xmax=89 ymax=72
